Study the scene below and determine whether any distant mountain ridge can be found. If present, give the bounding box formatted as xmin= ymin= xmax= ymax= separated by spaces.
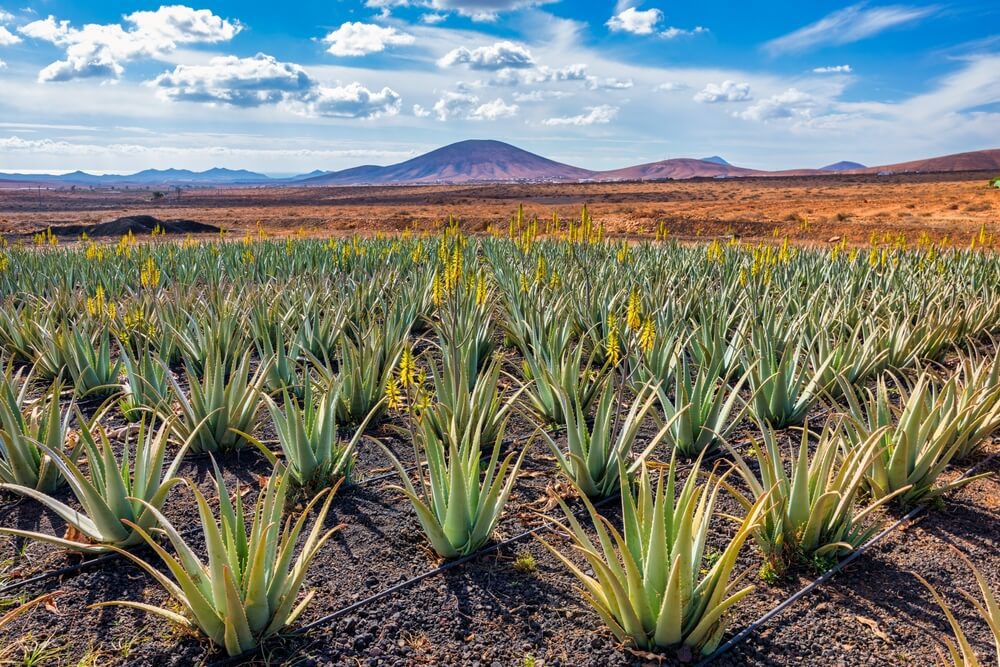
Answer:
xmin=2 ymin=142 xmax=998 ymax=187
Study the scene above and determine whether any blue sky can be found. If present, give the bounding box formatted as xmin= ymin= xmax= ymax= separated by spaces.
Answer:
xmin=0 ymin=1 xmax=997 ymax=174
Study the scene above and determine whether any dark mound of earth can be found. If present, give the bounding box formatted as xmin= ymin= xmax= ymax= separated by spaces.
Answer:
xmin=46 ymin=215 xmax=220 ymax=238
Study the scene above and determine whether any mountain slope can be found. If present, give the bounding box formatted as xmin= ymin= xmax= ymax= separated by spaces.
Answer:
xmin=301 ymin=140 xmax=597 ymax=185
xmin=865 ymin=149 xmax=1000 ymax=174
xmin=598 ymin=158 xmax=768 ymax=180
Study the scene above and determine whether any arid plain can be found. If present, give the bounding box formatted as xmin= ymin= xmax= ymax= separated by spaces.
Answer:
xmin=1 ymin=171 xmax=996 ymax=244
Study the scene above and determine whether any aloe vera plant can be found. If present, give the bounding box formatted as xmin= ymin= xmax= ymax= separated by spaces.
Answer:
xmin=540 ymin=378 xmax=670 ymax=498
xmin=379 ymin=411 xmax=526 ymax=559
xmin=166 ymin=351 xmax=270 ymax=454
xmin=119 ymin=342 xmax=170 ymax=422
xmin=725 ymin=421 xmax=905 ymax=572
xmin=0 ymin=374 xmax=81 ymax=492
xmin=841 ymin=373 xmax=990 ymax=505
xmin=64 ymin=326 xmax=122 ymax=398
xmin=745 ymin=328 xmax=833 ymax=428
xmin=256 ymin=381 xmax=376 ymax=487
xmin=539 ymin=458 xmax=768 ymax=654
xmin=95 ymin=463 xmax=340 ymax=656
xmin=522 ymin=337 xmax=606 ymax=427
xmin=425 ymin=357 xmax=517 ymax=455
xmin=0 ymin=417 xmax=187 ymax=552
xmin=656 ymin=355 xmax=749 ymax=458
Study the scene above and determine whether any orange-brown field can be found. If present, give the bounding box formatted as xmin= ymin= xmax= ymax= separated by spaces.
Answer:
xmin=1 ymin=171 xmax=997 ymax=244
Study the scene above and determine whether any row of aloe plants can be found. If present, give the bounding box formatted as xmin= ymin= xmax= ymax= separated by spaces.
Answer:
xmin=1 ymin=227 xmax=1000 ymax=660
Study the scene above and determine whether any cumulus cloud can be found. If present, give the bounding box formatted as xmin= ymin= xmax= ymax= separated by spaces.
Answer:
xmin=543 ymin=104 xmax=618 ymax=126
xmin=469 ymin=97 xmax=518 ymax=119
xmin=662 ymin=25 xmax=708 ymax=39
xmin=432 ymin=91 xmax=478 ymax=119
xmin=438 ymin=40 xmax=534 ymax=70
xmin=764 ymin=3 xmax=936 ymax=55
xmin=0 ymin=25 xmax=20 ymax=46
xmin=321 ymin=22 xmax=414 ymax=57
xmin=420 ymin=13 xmax=446 ymax=24
xmin=0 ymin=9 xmax=13 ymax=23
xmin=606 ymin=7 xmax=662 ymax=35
xmin=735 ymin=88 xmax=816 ymax=121
xmin=0 ymin=59 xmax=6 ymax=70
xmin=300 ymin=83 xmax=402 ymax=119
xmin=151 ymin=53 xmax=401 ymax=118
xmin=694 ymin=80 xmax=752 ymax=103
xmin=412 ymin=103 xmax=431 ymax=117
xmin=18 ymin=6 xmax=241 ymax=82
xmin=813 ymin=64 xmax=852 ymax=73
xmin=152 ymin=53 xmax=314 ymax=107
xmin=429 ymin=91 xmax=517 ymax=120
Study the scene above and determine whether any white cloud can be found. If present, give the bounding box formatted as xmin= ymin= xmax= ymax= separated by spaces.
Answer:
xmin=151 ymin=53 xmax=316 ymax=107
xmin=420 ymin=13 xmax=446 ymax=24
xmin=606 ymin=7 xmax=662 ymax=35
xmin=300 ymin=83 xmax=402 ymax=119
xmin=469 ymin=97 xmax=518 ymax=119
xmin=662 ymin=26 xmax=707 ymax=39
xmin=543 ymin=104 xmax=619 ymax=126
xmin=151 ymin=53 xmax=401 ymax=119
xmin=18 ymin=6 xmax=241 ymax=82
xmin=813 ymin=64 xmax=852 ymax=73
xmin=431 ymin=91 xmax=477 ymax=119
xmin=0 ymin=25 xmax=19 ymax=45
xmin=586 ymin=76 xmax=633 ymax=90
xmin=694 ymin=80 xmax=752 ymax=103
xmin=322 ymin=22 xmax=415 ymax=57
xmin=438 ymin=40 xmax=535 ymax=70
xmin=0 ymin=9 xmax=13 ymax=23
xmin=735 ymin=88 xmax=816 ymax=121
xmin=0 ymin=59 xmax=6 ymax=70
xmin=412 ymin=103 xmax=431 ymax=117
xmin=764 ymin=3 xmax=936 ymax=55
xmin=654 ymin=81 xmax=687 ymax=92
xmin=428 ymin=91 xmax=516 ymax=120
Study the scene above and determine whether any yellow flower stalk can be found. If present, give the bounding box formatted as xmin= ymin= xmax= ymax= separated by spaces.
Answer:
xmin=638 ymin=317 xmax=655 ymax=355
xmin=626 ymin=288 xmax=642 ymax=331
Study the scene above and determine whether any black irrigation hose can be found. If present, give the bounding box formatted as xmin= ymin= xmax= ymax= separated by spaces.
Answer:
xmin=204 ymin=446 xmax=743 ymax=667
xmin=697 ymin=447 xmax=1000 ymax=666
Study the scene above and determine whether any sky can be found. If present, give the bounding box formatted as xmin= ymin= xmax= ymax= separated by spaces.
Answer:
xmin=0 ymin=1 xmax=997 ymax=175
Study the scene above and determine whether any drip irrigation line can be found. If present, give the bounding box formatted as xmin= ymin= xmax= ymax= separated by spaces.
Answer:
xmin=697 ymin=447 xmax=1000 ymax=666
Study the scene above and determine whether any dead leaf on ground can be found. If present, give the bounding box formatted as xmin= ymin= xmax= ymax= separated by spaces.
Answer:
xmin=855 ymin=615 xmax=889 ymax=641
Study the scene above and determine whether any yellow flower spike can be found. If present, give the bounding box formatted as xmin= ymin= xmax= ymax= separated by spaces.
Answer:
xmin=385 ymin=374 xmax=403 ymax=412
xmin=606 ymin=312 xmax=621 ymax=365
xmin=639 ymin=317 xmax=655 ymax=356
xmin=399 ymin=346 xmax=417 ymax=388
xmin=626 ymin=288 xmax=641 ymax=331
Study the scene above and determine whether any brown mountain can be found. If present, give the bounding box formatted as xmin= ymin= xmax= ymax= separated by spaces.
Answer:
xmin=301 ymin=139 xmax=596 ymax=185
xmin=860 ymin=149 xmax=1000 ymax=174
xmin=598 ymin=158 xmax=769 ymax=180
